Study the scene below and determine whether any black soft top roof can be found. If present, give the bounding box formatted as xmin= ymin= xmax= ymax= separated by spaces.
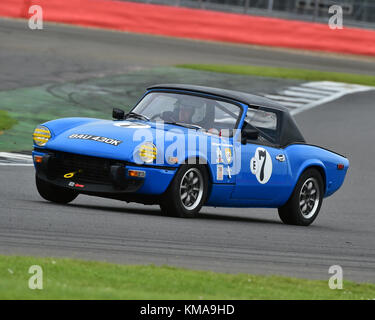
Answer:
xmin=147 ymin=84 xmax=306 ymax=147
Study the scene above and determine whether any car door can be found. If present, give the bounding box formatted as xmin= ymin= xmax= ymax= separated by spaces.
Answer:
xmin=231 ymin=107 xmax=288 ymax=201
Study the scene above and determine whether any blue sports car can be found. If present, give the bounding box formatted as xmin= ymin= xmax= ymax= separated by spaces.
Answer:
xmin=32 ymin=84 xmax=349 ymax=226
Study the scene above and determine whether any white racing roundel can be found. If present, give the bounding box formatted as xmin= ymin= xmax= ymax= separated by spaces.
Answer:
xmin=250 ymin=147 xmax=273 ymax=184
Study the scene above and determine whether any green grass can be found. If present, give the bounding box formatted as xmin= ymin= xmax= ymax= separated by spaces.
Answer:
xmin=0 ymin=110 xmax=17 ymax=132
xmin=0 ymin=255 xmax=374 ymax=299
xmin=177 ymin=64 xmax=375 ymax=87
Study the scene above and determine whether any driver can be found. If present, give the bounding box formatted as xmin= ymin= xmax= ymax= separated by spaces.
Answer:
xmin=178 ymin=101 xmax=195 ymax=123
xmin=161 ymin=97 xmax=199 ymax=124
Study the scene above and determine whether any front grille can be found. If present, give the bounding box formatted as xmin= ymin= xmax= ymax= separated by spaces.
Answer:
xmin=50 ymin=151 xmax=124 ymax=184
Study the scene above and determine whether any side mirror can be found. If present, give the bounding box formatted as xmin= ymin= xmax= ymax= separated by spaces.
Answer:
xmin=113 ymin=108 xmax=125 ymax=120
xmin=241 ymin=127 xmax=259 ymax=144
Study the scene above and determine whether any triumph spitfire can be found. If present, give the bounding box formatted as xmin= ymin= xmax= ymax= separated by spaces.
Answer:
xmin=32 ymin=84 xmax=349 ymax=226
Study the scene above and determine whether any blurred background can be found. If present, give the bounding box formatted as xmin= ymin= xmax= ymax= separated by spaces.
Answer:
xmin=129 ymin=0 xmax=375 ymax=28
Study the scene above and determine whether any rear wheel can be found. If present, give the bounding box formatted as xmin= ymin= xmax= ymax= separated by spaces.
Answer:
xmin=160 ymin=165 xmax=208 ymax=218
xmin=278 ymin=168 xmax=323 ymax=226
xmin=36 ymin=174 xmax=78 ymax=204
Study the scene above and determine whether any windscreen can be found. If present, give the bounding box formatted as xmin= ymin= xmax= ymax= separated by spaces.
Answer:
xmin=132 ymin=92 xmax=242 ymax=136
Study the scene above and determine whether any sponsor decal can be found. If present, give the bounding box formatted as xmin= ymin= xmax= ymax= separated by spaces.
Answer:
xmin=68 ymin=134 xmax=122 ymax=146
xmin=250 ymin=147 xmax=272 ymax=184
xmin=216 ymin=147 xmax=223 ymax=164
xmin=68 ymin=181 xmax=84 ymax=188
xmin=217 ymin=164 xmax=224 ymax=181
xmin=224 ymin=148 xmax=232 ymax=164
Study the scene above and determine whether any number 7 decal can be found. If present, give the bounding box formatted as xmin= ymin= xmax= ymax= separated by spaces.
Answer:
xmin=258 ymin=149 xmax=267 ymax=182
xmin=250 ymin=147 xmax=273 ymax=184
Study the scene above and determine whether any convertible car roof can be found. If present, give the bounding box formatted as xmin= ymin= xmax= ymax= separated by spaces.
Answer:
xmin=147 ymin=84 xmax=288 ymax=111
xmin=147 ymin=84 xmax=306 ymax=147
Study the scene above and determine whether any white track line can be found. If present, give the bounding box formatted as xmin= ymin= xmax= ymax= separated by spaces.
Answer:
xmin=273 ymin=101 xmax=303 ymax=108
xmin=265 ymin=81 xmax=374 ymax=115
xmin=0 ymin=163 xmax=34 ymax=166
xmin=263 ymin=94 xmax=314 ymax=103
xmin=291 ymin=88 xmax=372 ymax=115
xmin=286 ymin=86 xmax=336 ymax=95
xmin=0 ymin=152 xmax=33 ymax=166
xmin=281 ymin=90 xmax=329 ymax=99
xmin=0 ymin=152 xmax=32 ymax=160
xmin=298 ymin=85 xmax=339 ymax=93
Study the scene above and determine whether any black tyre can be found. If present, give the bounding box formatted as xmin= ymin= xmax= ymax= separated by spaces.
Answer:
xmin=278 ymin=168 xmax=324 ymax=226
xmin=36 ymin=174 xmax=78 ymax=204
xmin=160 ymin=165 xmax=209 ymax=218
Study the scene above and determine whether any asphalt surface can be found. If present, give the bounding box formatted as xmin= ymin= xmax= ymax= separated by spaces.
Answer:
xmin=1 ymin=18 xmax=375 ymax=283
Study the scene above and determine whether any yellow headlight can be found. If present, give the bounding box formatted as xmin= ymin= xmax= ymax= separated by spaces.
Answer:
xmin=33 ymin=125 xmax=51 ymax=146
xmin=139 ymin=142 xmax=157 ymax=163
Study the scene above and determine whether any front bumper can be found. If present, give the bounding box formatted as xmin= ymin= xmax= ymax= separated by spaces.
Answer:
xmin=33 ymin=149 xmax=176 ymax=196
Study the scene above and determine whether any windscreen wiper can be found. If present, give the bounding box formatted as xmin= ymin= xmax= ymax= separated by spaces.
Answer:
xmin=164 ymin=121 xmax=203 ymax=130
xmin=125 ymin=112 xmax=150 ymax=122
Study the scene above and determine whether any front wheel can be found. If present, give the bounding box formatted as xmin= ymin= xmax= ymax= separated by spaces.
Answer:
xmin=36 ymin=174 xmax=78 ymax=204
xmin=278 ymin=168 xmax=324 ymax=226
xmin=160 ymin=165 xmax=208 ymax=218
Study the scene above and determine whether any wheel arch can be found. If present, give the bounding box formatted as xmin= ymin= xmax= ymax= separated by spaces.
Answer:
xmin=181 ymin=156 xmax=214 ymax=201
xmin=296 ymin=161 xmax=327 ymax=194
xmin=159 ymin=156 xmax=212 ymax=217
